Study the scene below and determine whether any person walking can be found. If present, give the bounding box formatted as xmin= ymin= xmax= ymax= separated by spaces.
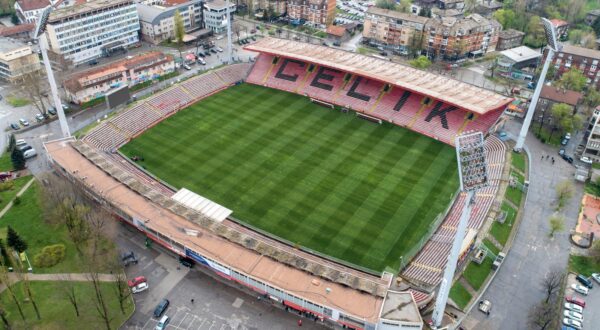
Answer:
xmin=191 ymin=298 xmax=194 ymax=304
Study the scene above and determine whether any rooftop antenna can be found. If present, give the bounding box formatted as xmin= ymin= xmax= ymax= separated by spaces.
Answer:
xmin=514 ymin=17 xmax=561 ymax=152
xmin=34 ymin=6 xmax=71 ymax=138
xmin=431 ymin=132 xmax=488 ymax=329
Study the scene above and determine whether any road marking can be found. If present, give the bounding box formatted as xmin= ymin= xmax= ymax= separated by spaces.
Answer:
xmin=142 ymin=260 xmax=154 ymax=270
xmin=177 ymin=313 xmax=189 ymax=328
xmin=232 ymin=298 xmax=243 ymax=308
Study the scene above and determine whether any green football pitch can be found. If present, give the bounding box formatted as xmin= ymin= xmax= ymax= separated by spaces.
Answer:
xmin=120 ymin=84 xmax=459 ymax=272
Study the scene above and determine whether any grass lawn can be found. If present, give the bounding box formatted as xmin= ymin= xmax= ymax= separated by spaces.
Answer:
xmin=483 ymin=238 xmax=500 ymax=255
xmin=490 ymin=203 xmax=516 ymax=246
xmin=505 ymin=185 xmax=523 ymax=206
xmin=463 ymin=257 xmax=493 ymax=290
xmin=121 ymin=84 xmax=459 ymax=272
xmin=569 ymin=255 xmax=600 ymax=277
xmin=6 ymin=95 xmax=30 ymax=107
xmin=0 ymin=152 xmax=12 ymax=171
xmin=0 ymin=181 xmax=85 ymax=273
xmin=0 ymin=281 xmax=133 ymax=329
xmin=533 ymin=126 xmax=561 ymax=146
xmin=0 ymin=176 xmax=32 ymax=211
xmin=450 ymin=282 xmax=472 ymax=309
xmin=511 ymin=170 xmax=524 ymax=185
xmin=512 ymin=152 xmax=526 ymax=173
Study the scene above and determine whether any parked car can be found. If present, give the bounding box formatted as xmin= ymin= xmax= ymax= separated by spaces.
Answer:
xmin=127 ymin=276 xmax=147 ymax=288
xmin=559 ymin=148 xmax=565 ymax=156
xmin=561 ymin=138 xmax=569 ymax=146
xmin=197 ymin=58 xmax=206 ymax=65
xmin=153 ymin=299 xmax=170 ymax=317
xmin=563 ymin=310 xmax=583 ymax=322
xmin=17 ymin=144 xmax=32 ymax=152
xmin=19 ymin=118 xmax=30 ymax=126
xmin=15 ymin=139 xmax=26 ymax=147
xmin=210 ymin=48 xmax=217 ymax=54
xmin=562 ymin=317 xmax=582 ymax=330
xmin=179 ymin=256 xmax=194 ymax=268
xmin=562 ymin=154 xmax=574 ymax=164
xmin=88 ymin=59 xmax=99 ymax=66
xmin=576 ymin=274 xmax=593 ymax=288
xmin=48 ymin=107 xmax=57 ymax=116
xmin=492 ymin=252 xmax=505 ymax=270
xmin=564 ymin=302 xmax=583 ymax=313
xmin=155 ymin=315 xmax=170 ymax=330
xmin=183 ymin=64 xmax=192 ymax=70
xmin=565 ymin=295 xmax=586 ymax=308
xmin=478 ymin=300 xmax=491 ymax=314
xmin=10 ymin=123 xmax=20 ymax=130
xmin=592 ymin=273 xmax=600 ymax=284
xmin=23 ymin=148 xmax=37 ymax=159
xmin=131 ymin=282 xmax=149 ymax=293
xmin=571 ymin=283 xmax=589 ymax=295
xmin=215 ymin=46 xmax=223 ymax=52
xmin=35 ymin=113 xmax=45 ymax=122
xmin=580 ymin=156 xmax=593 ymax=165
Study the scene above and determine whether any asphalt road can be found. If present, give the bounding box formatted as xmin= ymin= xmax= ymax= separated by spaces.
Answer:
xmin=462 ymin=118 xmax=584 ymax=329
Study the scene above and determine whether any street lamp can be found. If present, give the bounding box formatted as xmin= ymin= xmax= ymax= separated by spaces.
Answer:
xmin=514 ymin=17 xmax=561 ymax=152
xmin=34 ymin=6 xmax=71 ymax=138
xmin=431 ymin=131 xmax=488 ymax=329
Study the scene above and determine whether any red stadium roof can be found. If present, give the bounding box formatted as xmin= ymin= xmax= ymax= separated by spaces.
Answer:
xmin=245 ymin=38 xmax=512 ymax=115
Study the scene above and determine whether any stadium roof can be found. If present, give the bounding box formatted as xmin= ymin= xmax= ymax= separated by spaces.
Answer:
xmin=44 ymin=138 xmax=387 ymax=323
xmin=245 ymin=38 xmax=512 ymax=115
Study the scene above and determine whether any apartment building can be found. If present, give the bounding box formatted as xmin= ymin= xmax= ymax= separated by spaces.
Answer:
xmin=247 ymin=0 xmax=287 ymax=17
xmin=496 ymin=28 xmax=525 ymax=51
xmin=423 ymin=14 xmax=500 ymax=61
xmin=203 ymin=0 xmax=236 ymax=34
xmin=363 ymin=7 xmax=428 ymax=55
xmin=0 ymin=37 xmax=41 ymax=82
xmin=64 ymin=51 xmax=175 ymax=104
xmin=549 ymin=44 xmax=600 ymax=90
xmin=137 ymin=0 xmax=204 ymax=44
xmin=45 ymin=0 xmax=140 ymax=66
xmin=287 ymin=0 xmax=335 ymax=28
xmin=583 ymin=107 xmax=600 ymax=162
xmin=534 ymin=85 xmax=583 ymax=131
xmin=15 ymin=0 xmax=52 ymax=24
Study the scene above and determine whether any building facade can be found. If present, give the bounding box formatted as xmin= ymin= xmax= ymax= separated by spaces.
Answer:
xmin=203 ymin=0 xmax=236 ymax=34
xmin=64 ymin=51 xmax=175 ymax=104
xmin=534 ymin=85 xmax=583 ymax=131
xmin=45 ymin=0 xmax=140 ymax=66
xmin=496 ymin=46 xmax=541 ymax=80
xmin=287 ymin=0 xmax=335 ymax=28
xmin=137 ymin=0 xmax=204 ymax=44
xmin=496 ymin=28 xmax=525 ymax=51
xmin=363 ymin=8 xmax=428 ymax=55
xmin=0 ymin=37 xmax=41 ymax=82
xmin=550 ymin=18 xmax=569 ymax=40
xmin=549 ymin=44 xmax=600 ymax=90
xmin=0 ymin=24 xmax=34 ymax=40
xmin=424 ymin=14 xmax=500 ymax=61
xmin=583 ymin=107 xmax=600 ymax=162
xmin=15 ymin=0 xmax=51 ymax=24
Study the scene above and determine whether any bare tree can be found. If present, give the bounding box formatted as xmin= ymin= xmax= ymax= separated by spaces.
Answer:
xmin=109 ymin=257 xmax=130 ymax=315
xmin=233 ymin=23 xmax=242 ymax=42
xmin=0 ymin=263 xmax=26 ymax=324
xmin=0 ymin=306 xmax=10 ymax=330
xmin=542 ymin=269 xmax=564 ymax=303
xmin=19 ymin=70 xmax=48 ymax=116
xmin=60 ymin=275 xmax=80 ymax=317
xmin=88 ymin=269 xmax=112 ymax=330
xmin=12 ymin=252 xmax=41 ymax=320
xmin=528 ymin=300 xmax=555 ymax=330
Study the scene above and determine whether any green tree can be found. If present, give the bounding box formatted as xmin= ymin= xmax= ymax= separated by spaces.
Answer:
xmin=7 ymin=134 xmax=15 ymax=153
xmin=550 ymin=103 xmax=583 ymax=140
xmin=493 ymin=9 xmax=516 ymax=29
xmin=418 ymin=7 xmax=431 ymax=17
xmin=396 ymin=0 xmax=411 ymax=12
xmin=10 ymin=148 xmax=25 ymax=171
xmin=375 ymin=0 xmax=396 ymax=10
xmin=173 ymin=10 xmax=185 ymax=60
xmin=6 ymin=226 xmax=27 ymax=253
xmin=549 ymin=214 xmax=564 ymax=237
xmin=569 ymin=29 xmax=585 ymax=45
xmin=593 ymin=17 xmax=600 ymax=37
xmin=409 ymin=55 xmax=432 ymax=69
xmin=524 ymin=16 xmax=545 ymax=48
xmin=555 ymin=179 xmax=574 ymax=211
xmin=584 ymin=88 xmax=600 ymax=108
xmin=557 ymin=69 xmax=587 ymax=92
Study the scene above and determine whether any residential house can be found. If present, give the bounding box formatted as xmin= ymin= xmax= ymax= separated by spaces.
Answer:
xmin=63 ymin=51 xmax=175 ymax=104
xmin=0 ymin=24 xmax=34 ymax=40
xmin=549 ymin=44 xmax=600 ymax=90
xmin=362 ymin=7 xmax=428 ymax=54
xmin=326 ymin=25 xmax=349 ymax=43
xmin=0 ymin=37 xmax=41 ymax=82
xmin=287 ymin=0 xmax=336 ymax=28
xmin=15 ymin=0 xmax=51 ymax=24
xmin=496 ymin=28 xmax=525 ymax=51
xmin=534 ymin=85 xmax=583 ymax=130
xmin=550 ymin=18 xmax=568 ymax=40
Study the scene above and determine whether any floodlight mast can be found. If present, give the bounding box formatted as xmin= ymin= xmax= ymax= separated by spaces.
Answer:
xmin=35 ymin=6 xmax=71 ymax=138
xmin=514 ymin=17 xmax=561 ymax=152
xmin=431 ymin=132 xmax=488 ymax=328
xmin=225 ymin=0 xmax=232 ymax=64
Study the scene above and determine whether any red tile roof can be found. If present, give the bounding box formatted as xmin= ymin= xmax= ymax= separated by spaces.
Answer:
xmin=540 ymin=86 xmax=583 ymax=106
xmin=550 ymin=19 xmax=569 ymax=27
xmin=0 ymin=24 xmax=34 ymax=36
xmin=16 ymin=0 xmax=51 ymax=11
xmin=326 ymin=25 xmax=347 ymax=37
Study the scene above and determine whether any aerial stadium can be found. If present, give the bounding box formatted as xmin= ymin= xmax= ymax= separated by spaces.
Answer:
xmin=45 ymin=37 xmax=512 ymax=329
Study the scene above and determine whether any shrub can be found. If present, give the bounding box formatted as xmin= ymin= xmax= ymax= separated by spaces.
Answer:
xmin=13 ymin=196 xmax=20 ymax=205
xmin=0 ymin=181 xmax=14 ymax=192
xmin=33 ymin=244 xmax=66 ymax=268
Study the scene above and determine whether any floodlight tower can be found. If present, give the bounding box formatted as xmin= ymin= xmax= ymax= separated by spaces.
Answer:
xmin=514 ymin=18 xmax=561 ymax=152
xmin=225 ymin=0 xmax=233 ymax=64
xmin=34 ymin=6 xmax=70 ymax=138
xmin=431 ymin=132 xmax=489 ymax=329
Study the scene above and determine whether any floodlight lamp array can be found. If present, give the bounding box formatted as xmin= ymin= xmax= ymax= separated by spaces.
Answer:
xmin=455 ymin=132 xmax=488 ymax=192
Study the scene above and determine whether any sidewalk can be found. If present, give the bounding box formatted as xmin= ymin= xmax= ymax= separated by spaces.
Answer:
xmin=0 ymin=176 xmax=35 ymax=219
xmin=0 ymin=272 xmax=118 ymax=293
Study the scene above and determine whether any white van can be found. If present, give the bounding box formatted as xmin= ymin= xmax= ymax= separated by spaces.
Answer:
xmin=23 ymin=148 xmax=37 ymax=159
xmin=155 ymin=315 xmax=169 ymax=330
xmin=15 ymin=139 xmax=26 ymax=147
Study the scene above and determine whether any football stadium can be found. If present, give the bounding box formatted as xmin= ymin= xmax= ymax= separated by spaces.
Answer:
xmin=45 ymin=38 xmax=512 ymax=329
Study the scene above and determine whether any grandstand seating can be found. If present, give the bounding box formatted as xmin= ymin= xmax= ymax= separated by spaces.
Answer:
xmin=147 ymin=86 xmax=193 ymax=116
xmin=181 ymin=72 xmax=225 ymax=99
xmin=247 ymin=58 xmax=505 ymax=146
xmin=401 ymin=136 xmax=506 ymax=287
xmin=110 ymin=103 xmax=162 ymax=137
xmin=84 ymin=123 xmax=129 ymax=151
xmin=215 ymin=63 xmax=253 ymax=84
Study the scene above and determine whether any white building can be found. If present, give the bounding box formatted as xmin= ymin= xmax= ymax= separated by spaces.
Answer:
xmin=203 ymin=0 xmax=236 ymax=34
xmin=583 ymin=107 xmax=600 ymax=163
xmin=0 ymin=37 xmax=41 ymax=82
xmin=137 ymin=0 xmax=204 ymax=44
xmin=45 ymin=0 xmax=140 ymax=66
xmin=15 ymin=0 xmax=52 ymax=24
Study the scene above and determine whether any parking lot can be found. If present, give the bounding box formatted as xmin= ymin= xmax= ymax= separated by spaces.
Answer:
xmin=117 ymin=224 xmax=325 ymax=330
xmin=565 ymin=272 xmax=600 ymax=329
